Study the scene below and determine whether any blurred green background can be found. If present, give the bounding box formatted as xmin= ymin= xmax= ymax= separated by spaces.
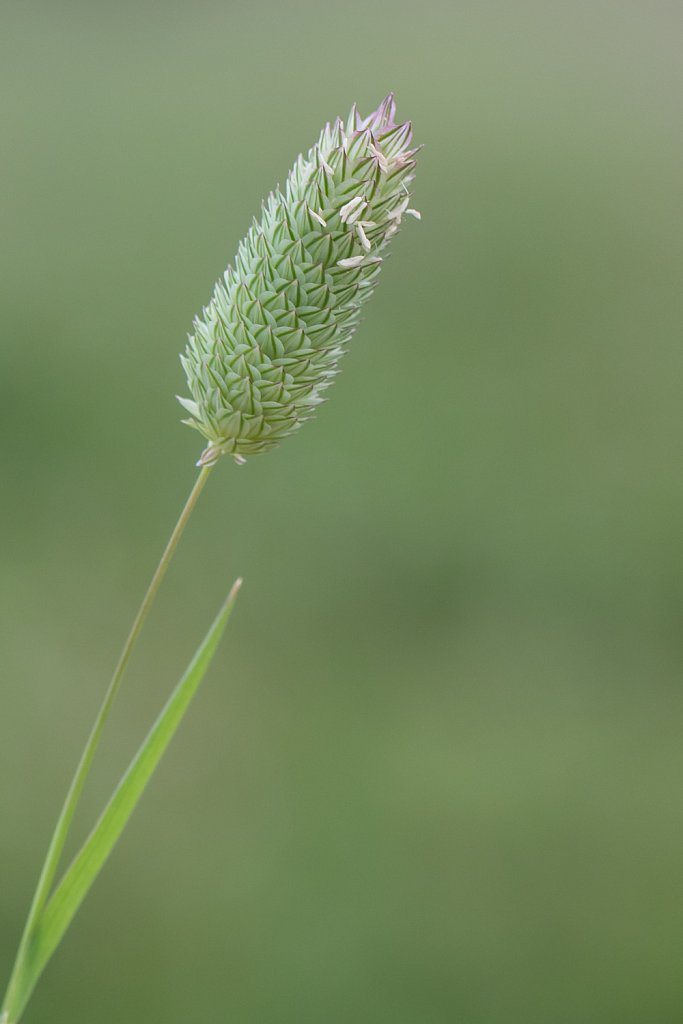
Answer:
xmin=2 ymin=1 xmax=683 ymax=1021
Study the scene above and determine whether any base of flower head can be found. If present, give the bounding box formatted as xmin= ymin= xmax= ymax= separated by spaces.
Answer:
xmin=195 ymin=427 xmax=289 ymax=465
xmin=196 ymin=443 xmax=247 ymax=468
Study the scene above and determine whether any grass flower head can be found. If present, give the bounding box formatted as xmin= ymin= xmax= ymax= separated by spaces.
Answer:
xmin=179 ymin=94 xmax=420 ymax=466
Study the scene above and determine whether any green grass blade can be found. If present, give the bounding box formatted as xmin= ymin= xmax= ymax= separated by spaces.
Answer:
xmin=7 ymin=579 xmax=242 ymax=1023
xmin=2 ymin=467 xmax=213 ymax=1024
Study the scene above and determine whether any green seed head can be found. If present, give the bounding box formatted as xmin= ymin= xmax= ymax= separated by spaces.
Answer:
xmin=179 ymin=94 xmax=420 ymax=466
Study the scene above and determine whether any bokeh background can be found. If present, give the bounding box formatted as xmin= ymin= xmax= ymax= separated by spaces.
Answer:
xmin=2 ymin=2 xmax=683 ymax=1021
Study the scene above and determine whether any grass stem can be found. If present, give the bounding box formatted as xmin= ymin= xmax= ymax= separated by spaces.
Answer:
xmin=1 ymin=465 xmax=213 ymax=1023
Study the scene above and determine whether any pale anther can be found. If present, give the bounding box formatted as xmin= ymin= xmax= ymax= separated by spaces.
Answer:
xmin=339 ymin=196 xmax=366 ymax=224
xmin=337 ymin=255 xmax=365 ymax=268
xmin=309 ymin=207 xmax=327 ymax=227
xmin=356 ymin=223 xmax=372 ymax=251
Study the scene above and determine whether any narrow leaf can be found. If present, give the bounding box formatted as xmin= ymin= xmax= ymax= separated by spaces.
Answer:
xmin=11 ymin=579 xmax=242 ymax=1021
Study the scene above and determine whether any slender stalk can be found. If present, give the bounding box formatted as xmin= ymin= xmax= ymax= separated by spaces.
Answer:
xmin=1 ymin=465 xmax=212 ymax=1023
